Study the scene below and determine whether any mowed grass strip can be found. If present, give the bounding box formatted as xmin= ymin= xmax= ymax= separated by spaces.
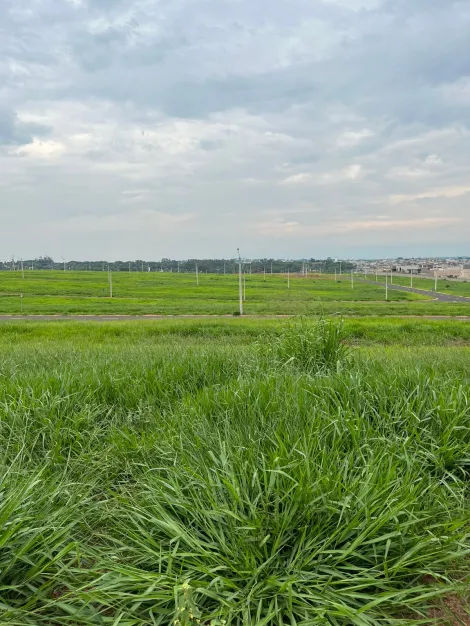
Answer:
xmin=0 ymin=318 xmax=469 ymax=624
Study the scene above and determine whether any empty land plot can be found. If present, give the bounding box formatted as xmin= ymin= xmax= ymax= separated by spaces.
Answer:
xmin=0 ymin=270 xmax=435 ymax=316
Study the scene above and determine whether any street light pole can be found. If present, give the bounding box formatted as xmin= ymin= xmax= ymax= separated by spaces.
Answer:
xmin=351 ymin=270 xmax=354 ymax=290
xmin=385 ymin=274 xmax=388 ymax=300
xmin=237 ymin=249 xmax=243 ymax=315
xmin=196 ymin=263 xmax=199 ymax=286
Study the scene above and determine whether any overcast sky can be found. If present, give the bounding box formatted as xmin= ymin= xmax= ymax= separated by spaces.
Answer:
xmin=1 ymin=0 xmax=469 ymax=261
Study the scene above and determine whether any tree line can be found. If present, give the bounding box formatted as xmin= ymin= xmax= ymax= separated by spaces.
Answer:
xmin=1 ymin=256 xmax=355 ymax=273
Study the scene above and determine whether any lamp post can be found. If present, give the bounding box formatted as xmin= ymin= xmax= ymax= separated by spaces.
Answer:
xmin=237 ymin=249 xmax=243 ymax=315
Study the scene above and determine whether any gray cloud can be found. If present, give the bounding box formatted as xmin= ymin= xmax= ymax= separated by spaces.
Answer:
xmin=1 ymin=0 xmax=469 ymax=260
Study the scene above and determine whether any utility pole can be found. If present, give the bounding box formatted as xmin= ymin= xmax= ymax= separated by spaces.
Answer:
xmin=410 ymin=270 xmax=413 ymax=288
xmin=390 ymin=268 xmax=393 ymax=284
xmin=196 ymin=263 xmax=199 ymax=286
xmin=21 ymin=258 xmax=24 ymax=279
xmin=287 ymin=267 xmax=290 ymax=289
xmin=237 ymin=249 xmax=243 ymax=315
xmin=435 ymin=272 xmax=438 ymax=292
xmin=243 ymin=270 xmax=246 ymax=301
xmin=129 ymin=261 xmax=131 ymax=273
xmin=334 ymin=268 xmax=337 ymax=282
xmin=351 ymin=270 xmax=354 ymax=289
xmin=339 ymin=261 xmax=342 ymax=276
xmin=109 ymin=271 xmax=113 ymax=298
xmin=264 ymin=267 xmax=266 ymax=282
xmin=271 ymin=261 xmax=273 ymax=274
xmin=385 ymin=274 xmax=388 ymax=300
xmin=223 ymin=262 xmax=225 ymax=275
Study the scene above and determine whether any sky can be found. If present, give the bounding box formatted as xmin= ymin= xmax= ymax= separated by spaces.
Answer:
xmin=1 ymin=0 xmax=470 ymax=261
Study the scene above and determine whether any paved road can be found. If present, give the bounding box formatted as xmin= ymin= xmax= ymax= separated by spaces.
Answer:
xmin=359 ymin=279 xmax=470 ymax=303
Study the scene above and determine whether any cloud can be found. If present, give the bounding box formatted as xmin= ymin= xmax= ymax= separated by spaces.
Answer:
xmin=391 ymin=186 xmax=470 ymax=204
xmin=40 ymin=210 xmax=195 ymax=234
xmin=1 ymin=0 xmax=470 ymax=259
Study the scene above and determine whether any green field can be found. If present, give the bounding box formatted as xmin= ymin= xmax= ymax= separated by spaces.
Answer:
xmin=0 ymin=270 xmax=439 ymax=316
xmin=1 ymin=317 xmax=470 ymax=624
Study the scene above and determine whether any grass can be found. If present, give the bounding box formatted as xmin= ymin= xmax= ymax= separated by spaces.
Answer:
xmin=1 ymin=316 xmax=470 ymax=346
xmin=0 ymin=318 xmax=469 ymax=624
xmin=0 ymin=270 xmax=435 ymax=316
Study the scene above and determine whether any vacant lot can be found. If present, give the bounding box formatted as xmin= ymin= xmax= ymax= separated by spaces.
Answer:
xmin=1 ymin=317 xmax=469 ymax=624
xmin=0 ymin=270 xmax=438 ymax=316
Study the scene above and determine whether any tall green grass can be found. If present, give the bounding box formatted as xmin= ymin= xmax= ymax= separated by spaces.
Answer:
xmin=0 ymin=320 xmax=469 ymax=624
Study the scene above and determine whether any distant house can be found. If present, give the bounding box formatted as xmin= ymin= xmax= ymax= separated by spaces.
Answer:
xmin=394 ymin=265 xmax=422 ymax=274
xmin=460 ymin=264 xmax=470 ymax=279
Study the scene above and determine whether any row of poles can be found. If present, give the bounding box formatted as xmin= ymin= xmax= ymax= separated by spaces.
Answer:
xmin=334 ymin=267 xmax=439 ymax=299
xmin=9 ymin=257 xmax=442 ymax=312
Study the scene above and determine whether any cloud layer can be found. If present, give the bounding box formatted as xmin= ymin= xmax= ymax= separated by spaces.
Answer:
xmin=1 ymin=0 xmax=469 ymax=260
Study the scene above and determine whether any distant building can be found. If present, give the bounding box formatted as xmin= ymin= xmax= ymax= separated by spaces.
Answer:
xmin=460 ymin=264 xmax=470 ymax=279
xmin=394 ymin=264 xmax=422 ymax=274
